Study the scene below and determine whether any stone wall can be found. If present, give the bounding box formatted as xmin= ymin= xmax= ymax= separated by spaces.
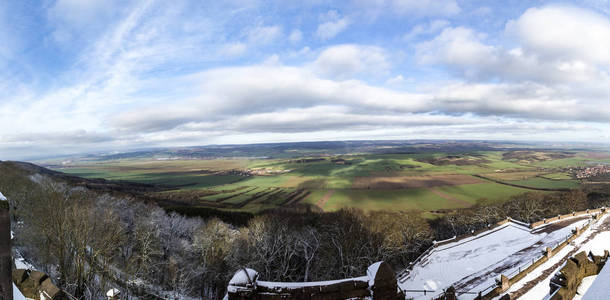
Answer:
xmin=12 ymin=269 xmax=64 ymax=300
xmin=549 ymin=251 xmax=609 ymax=300
xmin=227 ymin=261 xmax=403 ymax=300
xmin=529 ymin=208 xmax=605 ymax=228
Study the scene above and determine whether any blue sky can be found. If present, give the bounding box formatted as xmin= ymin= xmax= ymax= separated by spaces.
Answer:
xmin=1 ymin=0 xmax=610 ymax=159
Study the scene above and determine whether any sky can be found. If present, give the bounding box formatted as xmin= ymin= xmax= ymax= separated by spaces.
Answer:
xmin=1 ymin=0 xmax=610 ymax=159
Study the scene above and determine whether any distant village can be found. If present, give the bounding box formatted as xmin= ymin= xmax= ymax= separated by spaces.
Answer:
xmin=573 ymin=164 xmax=610 ymax=179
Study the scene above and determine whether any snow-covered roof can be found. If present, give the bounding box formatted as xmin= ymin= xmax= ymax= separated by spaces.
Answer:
xmin=229 ymin=268 xmax=258 ymax=286
xmin=227 ymin=268 xmax=258 ymax=293
xmin=400 ymin=218 xmax=589 ymax=299
xmin=106 ymin=288 xmax=120 ymax=297
xmin=581 ymin=261 xmax=610 ymax=299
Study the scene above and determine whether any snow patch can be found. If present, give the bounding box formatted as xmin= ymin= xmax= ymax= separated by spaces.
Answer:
xmin=573 ymin=275 xmax=597 ymax=300
xmin=257 ymin=276 xmax=369 ymax=289
xmin=13 ymin=284 xmax=27 ymax=300
xmin=507 ymin=217 xmax=530 ymax=227
xmin=0 ymin=192 xmax=6 ymax=201
xmin=424 ymin=280 xmax=437 ymax=290
xmin=14 ymin=250 xmax=35 ymax=270
xmin=579 ymin=231 xmax=610 ymax=256
xmin=106 ymin=288 xmax=120 ymax=297
xmin=367 ymin=262 xmax=382 ymax=286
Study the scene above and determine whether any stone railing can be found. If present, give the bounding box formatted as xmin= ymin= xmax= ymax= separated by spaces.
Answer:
xmin=12 ymin=269 xmax=63 ymax=300
xmin=529 ymin=208 xmax=606 ymax=228
xmin=226 ymin=261 xmax=403 ymax=300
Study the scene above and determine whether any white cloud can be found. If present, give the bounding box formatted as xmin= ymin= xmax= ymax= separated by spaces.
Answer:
xmin=416 ymin=15 xmax=610 ymax=84
xmin=289 ymin=29 xmax=303 ymax=44
xmin=404 ymin=19 xmax=450 ymax=41
xmin=416 ymin=27 xmax=496 ymax=70
xmin=46 ymin=0 xmax=129 ymax=46
xmin=221 ymin=42 xmax=247 ymax=57
xmin=47 ymin=0 xmax=119 ymax=27
xmin=108 ymin=62 xmax=610 ymax=137
xmin=4 ymin=57 xmax=610 ymax=159
xmin=506 ymin=5 xmax=610 ymax=65
xmin=390 ymin=0 xmax=460 ymax=16
xmin=312 ymin=44 xmax=389 ymax=78
xmin=353 ymin=0 xmax=460 ymax=18
xmin=472 ymin=6 xmax=492 ymax=16
xmin=287 ymin=46 xmax=312 ymax=59
xmin=385 ymin=75 xmax=407 ymax=86
xmin=263 ymin=54 xmax=281 ymax=65
xmin=246 ymin=25 xmax=283 ymax=44
xmin=316 ymin=11 xmax=350 ymax=40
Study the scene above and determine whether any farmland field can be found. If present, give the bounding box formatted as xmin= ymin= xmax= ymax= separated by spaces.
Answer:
xmin=508 ymin=177 xmax=580 ymax=189
xmin=42 ymin=143 xmax=610 ymax=216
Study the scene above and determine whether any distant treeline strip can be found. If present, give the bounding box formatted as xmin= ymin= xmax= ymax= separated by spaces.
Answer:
xmin=165 ymin=206 xmax=254 ymax=227
xmin=472 ymin=174 xmax=572 ymax=192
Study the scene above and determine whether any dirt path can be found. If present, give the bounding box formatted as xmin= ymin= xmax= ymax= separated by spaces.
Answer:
xmin=316 ymin=190 xmax=335 ymax=211
xmin=427 ymin=188 xmax=472 ymax=207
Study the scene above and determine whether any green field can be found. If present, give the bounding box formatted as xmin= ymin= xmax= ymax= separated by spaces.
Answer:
xmin=508 ymin=177 xmax=580 ymax=189
xmin=45 ymin=149 xmax=609 ymax=215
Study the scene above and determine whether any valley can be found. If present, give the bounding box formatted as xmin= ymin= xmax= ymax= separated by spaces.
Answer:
xmin=41 ymin=142 xmax=609 ymax=218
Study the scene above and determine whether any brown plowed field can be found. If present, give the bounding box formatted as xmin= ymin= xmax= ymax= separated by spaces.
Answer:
xmin=351 ymin=174 xmax=483 ymax=189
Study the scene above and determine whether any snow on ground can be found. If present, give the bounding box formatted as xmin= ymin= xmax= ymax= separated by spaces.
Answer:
xmin=14 ymin=249 xmax=35 ymax=270
xmin=574 ymin=276 xmax=596 ymax=300
xmin=400 ymin=217 xmax=590 ymax=300
xmin=495 ymin=213 xmax=610 ymax=300
xmin=578 ymin=231 xmax=610 ymax=256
